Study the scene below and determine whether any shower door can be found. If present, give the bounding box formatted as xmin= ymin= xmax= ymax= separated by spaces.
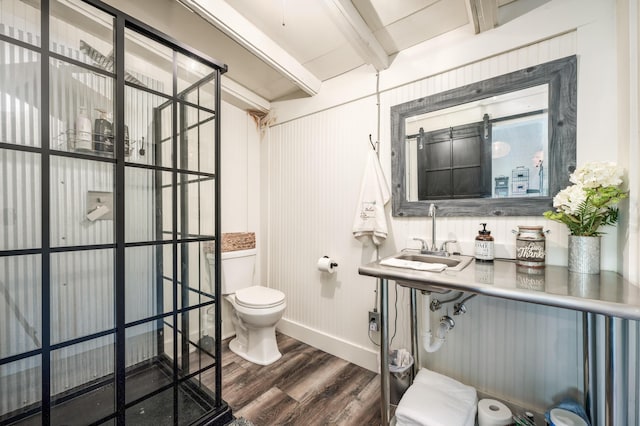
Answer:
xmin=0 ymin=0 xmax=229 ymax=424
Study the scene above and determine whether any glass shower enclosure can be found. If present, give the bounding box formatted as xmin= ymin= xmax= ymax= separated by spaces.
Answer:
xmin=0 ymin=0 xmax=230 ymax=424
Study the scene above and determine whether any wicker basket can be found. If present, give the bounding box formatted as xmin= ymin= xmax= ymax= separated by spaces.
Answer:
xmin=202 ymin=232 xmax=256 ymax=254
xmin=221 ymin=232 xmax=256 ymax=252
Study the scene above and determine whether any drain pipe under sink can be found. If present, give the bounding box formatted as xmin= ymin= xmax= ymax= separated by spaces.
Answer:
xmin=421 ymin=292 xmax=455 ymax=353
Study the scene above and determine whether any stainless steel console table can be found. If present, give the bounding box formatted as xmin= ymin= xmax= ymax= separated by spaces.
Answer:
xmin=359 ymin=258 xmax=640 ymax=426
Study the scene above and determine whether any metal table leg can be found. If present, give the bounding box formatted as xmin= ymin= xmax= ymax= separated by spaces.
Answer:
xmin=583 ymin=312 xmax=597 ymax=425
xmin=380 ymin=278 xmax=390 ymax=426
xmin=605 ymin=316 xmax=628 ymax=426
xmin=410 ymin=288 xmax=419 ymax=379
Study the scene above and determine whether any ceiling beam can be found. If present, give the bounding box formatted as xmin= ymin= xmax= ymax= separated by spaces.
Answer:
xmin=179 ymin=0 xmax=321 ymax=96
xmin=468 ymin=0 xmax=499 ymax=33
xmin=323 ymin=0 xmax=389 ymax=71
xmin=222 ymin=78 xmax=271 ymax=113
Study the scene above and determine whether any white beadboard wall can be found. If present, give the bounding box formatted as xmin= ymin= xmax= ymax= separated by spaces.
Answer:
xmin=267 ymin=98 xmax=381 ymax=368
xmin=266 ymin=22 xmax=640 ymax=420
xmin=218 ymin=101 xmax=262 ymax=339
xmin=423 ymin=295 xmax=582 ymax=412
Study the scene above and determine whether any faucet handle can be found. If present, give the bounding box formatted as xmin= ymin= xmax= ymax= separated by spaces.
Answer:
xmin=413 ymin=237 xmax=429 ymax=251
xmin=440 ymin=240 xmax=457 ymax=253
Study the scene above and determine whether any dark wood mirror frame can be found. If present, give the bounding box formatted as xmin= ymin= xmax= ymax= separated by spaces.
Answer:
xmin=391 ymin=55 xmax=577 ymax=217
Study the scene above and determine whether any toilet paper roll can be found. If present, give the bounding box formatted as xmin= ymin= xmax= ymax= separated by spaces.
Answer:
xmin=317 ymin=256 xmax=337 ymax=273
xmin=478 ymin=399 xmax=512 ymax=426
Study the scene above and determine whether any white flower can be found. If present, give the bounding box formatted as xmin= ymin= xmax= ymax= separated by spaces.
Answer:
xmin=553 ymin=183 xmax=586 ymax=214
xmin=570 ymin=161 xmax=623 ymax=188
xmin=545 ymin=161 xmax=627 ymax=236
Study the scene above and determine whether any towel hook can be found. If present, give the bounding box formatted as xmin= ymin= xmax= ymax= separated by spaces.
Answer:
xmin=369 ymin=134 xmax=377 ymax=150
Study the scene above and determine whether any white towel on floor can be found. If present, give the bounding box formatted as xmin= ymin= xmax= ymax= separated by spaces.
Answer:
xmin=395 ymin=368 xmax=477 ymax=426
xmin=352 ymin=151 xmax=391 ymax=245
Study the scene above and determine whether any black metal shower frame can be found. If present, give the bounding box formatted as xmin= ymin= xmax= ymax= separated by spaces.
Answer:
xmin=0 ymin=0 xmax=230 ymax=424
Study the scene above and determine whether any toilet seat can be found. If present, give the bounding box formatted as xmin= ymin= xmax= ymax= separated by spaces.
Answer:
xmin=235 ymin=286 xmax=285 ymax=309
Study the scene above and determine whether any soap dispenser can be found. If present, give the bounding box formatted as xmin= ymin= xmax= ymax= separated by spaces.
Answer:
xmin=94 ymin=109 xmax=113 ymax=153
xmin=74 ymin=106 xmax=92 ymax=152
xmin=475 ymin=223 xmax=494 ymax=262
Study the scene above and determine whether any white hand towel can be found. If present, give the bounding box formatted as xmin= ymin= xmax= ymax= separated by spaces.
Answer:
xmin=352 ymin=151 xmax=391 ymax=245
xmin=379 ymin=257 xmax=448 ymax=272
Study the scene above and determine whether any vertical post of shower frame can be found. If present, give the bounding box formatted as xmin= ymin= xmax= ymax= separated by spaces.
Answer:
xmin=114 ymin=13 xmax=127 ymax=425
xmin=171 ymin=48 xmax=181 ymax=422
xmin=40 ymin=1 xmax=52 ymax=422
xmin=178 ymin=97 xmax=190 ymax=375
xmin=214 ymin=67 xmax=223 ymax=407
xmin=154 ymin=106 xmax=165 ymax=357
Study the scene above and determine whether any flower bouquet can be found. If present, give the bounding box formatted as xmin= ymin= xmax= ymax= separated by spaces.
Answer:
xmin=544 ymin=161 xmax=628 ymax=236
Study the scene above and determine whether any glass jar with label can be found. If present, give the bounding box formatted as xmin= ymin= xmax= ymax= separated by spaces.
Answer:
xmin=475 ymin=223 xmax=494 ymax=262
xmin=515 ymin=225 xmax=546 ymax=267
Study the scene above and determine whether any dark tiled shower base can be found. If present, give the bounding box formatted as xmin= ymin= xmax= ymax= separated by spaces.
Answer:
xmin=6 ymin=359 xmax=229 ymax=425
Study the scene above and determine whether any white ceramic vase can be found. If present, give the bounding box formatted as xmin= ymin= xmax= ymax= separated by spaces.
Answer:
xmin=568 ymin=235 xmax=601 ymax=274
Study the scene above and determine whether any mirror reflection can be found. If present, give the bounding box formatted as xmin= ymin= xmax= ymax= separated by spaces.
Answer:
xmin=405 ymin=85 xmax=549 ymax=201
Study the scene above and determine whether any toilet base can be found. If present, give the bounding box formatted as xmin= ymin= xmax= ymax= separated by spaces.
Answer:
xmin=225 ymin=293 xmax=285 ymax=366
xmin=228 ymin=327 xmax=282 ymax=366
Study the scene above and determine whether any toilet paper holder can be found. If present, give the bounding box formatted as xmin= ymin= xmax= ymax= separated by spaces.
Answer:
xmin=322 ymin=255 xmax=338 ymax=268
xmin=317 ymin=256 xmax=339 ymax=273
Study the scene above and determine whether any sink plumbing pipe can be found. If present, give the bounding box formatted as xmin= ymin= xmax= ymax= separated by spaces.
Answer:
xmin=430 ymin=291 xmax=464 ymax=311
xmin=453 ymin=294 xmax=477 ymax=315
xmin=421 ymin=291 xmax=455 ymax=353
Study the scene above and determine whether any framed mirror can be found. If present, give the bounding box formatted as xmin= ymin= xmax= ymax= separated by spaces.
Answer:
xmin=391 ymin=55 xmax=577 ymax=217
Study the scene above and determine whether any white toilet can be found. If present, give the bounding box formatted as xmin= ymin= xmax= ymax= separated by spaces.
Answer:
xmin=210 ymin=248 xmax=286 ymax=365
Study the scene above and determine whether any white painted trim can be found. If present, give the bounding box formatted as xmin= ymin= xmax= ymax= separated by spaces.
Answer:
xmin=277 ymin=318 xmax=380 ymax=373
xmin=180 ymin=0 xmax=321 ymax=96
xmin=323 ymin=0 xmax=389 ymax=71
xmin=222 ymin=77 xmax=271 ymax=112
xmin=470 ymin=0 xmax=498 ymax=33
xmin=621 ymin=0 xmax=640 ymax=285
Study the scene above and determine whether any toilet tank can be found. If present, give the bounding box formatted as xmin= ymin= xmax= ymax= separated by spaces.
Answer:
xmin=218 ymin=248 xmax=256 ymax=294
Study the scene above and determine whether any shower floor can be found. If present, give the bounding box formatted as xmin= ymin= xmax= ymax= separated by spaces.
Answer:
xmin=6 ymin=357 xmax=231 ymax=425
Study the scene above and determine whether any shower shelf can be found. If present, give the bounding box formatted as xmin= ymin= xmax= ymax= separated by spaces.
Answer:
xmin=54 ymin=129 xmax=144 ymax=158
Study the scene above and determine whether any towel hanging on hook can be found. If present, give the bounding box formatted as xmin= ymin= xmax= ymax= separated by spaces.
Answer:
xmin=353 ymin=150 xmax=390 ymax=245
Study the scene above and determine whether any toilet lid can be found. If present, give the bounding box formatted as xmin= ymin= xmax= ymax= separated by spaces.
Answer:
xmin=235 ymin=286 xmax=285 ymax=309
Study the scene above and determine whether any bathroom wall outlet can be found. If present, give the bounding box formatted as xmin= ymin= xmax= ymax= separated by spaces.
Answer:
xmin=368 ymin=310 xmax=380 ymax=332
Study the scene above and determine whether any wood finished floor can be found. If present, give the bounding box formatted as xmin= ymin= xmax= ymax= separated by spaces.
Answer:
xmin=219 ymin=333 xmax=382 ymax=426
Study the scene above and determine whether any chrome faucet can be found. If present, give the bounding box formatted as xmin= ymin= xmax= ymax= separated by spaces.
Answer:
xmin=412 ymin=203 xmax=457 ymax=257
xmin=428 ymin=203 xmax=437 ymax=251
